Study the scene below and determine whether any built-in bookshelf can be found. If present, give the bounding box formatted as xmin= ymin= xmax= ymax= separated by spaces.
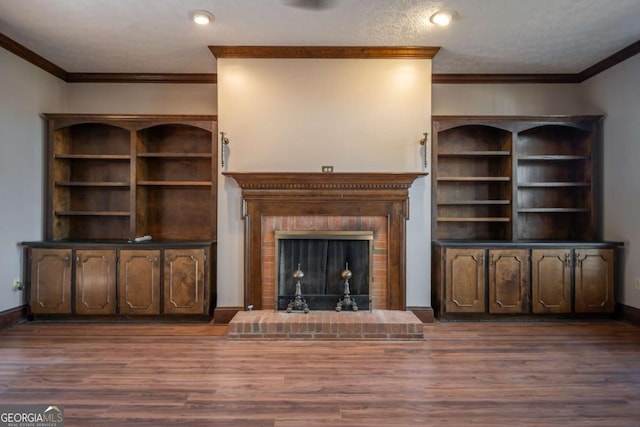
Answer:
xmin=432 ymin=116 xmax=602 ymax=241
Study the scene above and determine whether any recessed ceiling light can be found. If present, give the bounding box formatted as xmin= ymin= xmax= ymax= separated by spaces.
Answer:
xmin=430 ymin=10 xmax=455 ymax=27
xmin=190 ymin=10 xmax=214 ymax=25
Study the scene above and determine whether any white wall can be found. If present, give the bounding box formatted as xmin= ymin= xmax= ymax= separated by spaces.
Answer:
xmin=67 ymin=83 xmax=217 ymax=114
xmin=433 ymin=83 xmax=585 ymax=116
xmin=217 ymin=58 xmax=432 ymax=308
xmin=582 ymin=54 xmax=640 ymax=309
xmin=0 ymin=49 xmax=67 ymax=312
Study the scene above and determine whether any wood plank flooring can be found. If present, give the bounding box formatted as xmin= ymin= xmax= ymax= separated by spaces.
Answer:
xmin=0 ymin=321 xmax=639 ymax=426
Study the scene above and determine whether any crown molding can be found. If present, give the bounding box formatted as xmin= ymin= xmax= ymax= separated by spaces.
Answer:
xmin=209 ymin=45 xmax=440 ymax=59
xmin=2 ymin=31 xmax=639 ymax=84
xmin=0 ymin=32 xmax=67 ymax=80
xmin=578 ymin=39 xmax=640 ymax=81
xmin=66 ymin=73 xmax=217 ymax=84
xmin=432 ymin=73 xmax=581 ymax=84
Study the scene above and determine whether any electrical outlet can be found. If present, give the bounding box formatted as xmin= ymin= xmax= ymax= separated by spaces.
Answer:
xmin=635 ymin=278 xmax=640 ymax=290
xmin=12 ymin=277 xmax=22 ymax=292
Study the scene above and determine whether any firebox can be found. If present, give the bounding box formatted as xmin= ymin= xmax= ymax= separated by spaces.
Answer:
xmin=275 ymin=231 xmax=373 ymax=311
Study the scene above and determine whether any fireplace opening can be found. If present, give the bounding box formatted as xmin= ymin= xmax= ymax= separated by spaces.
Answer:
xmin=275 ymin=231 xmax=373 ymax=311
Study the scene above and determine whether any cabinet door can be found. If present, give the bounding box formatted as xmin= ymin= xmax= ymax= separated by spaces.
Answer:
xmin=574 ymin=249 xmax=614 ymax=313
xmin=445 ymin=248 xmax=486 ymax=313
xmin=30 ymin=248 xmax=72 ymax=314
xmin=75 ymin=250 xmax=116 ymax=315
xmin=118 ymin=249 xmax=160 ymax=315
xmin=531 ymin=249 xmax=571 ymax=313
xmin=163 ymin=248 xmax=207 ymax=314
xmin=489 ymin=249 xmax=529 ymax=314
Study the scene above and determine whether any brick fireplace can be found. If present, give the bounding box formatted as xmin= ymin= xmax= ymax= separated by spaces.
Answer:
xmin=263 ymin=215 xmax=386 ymax=310
xmin=223 ymin=172 xmax=426 ymax=311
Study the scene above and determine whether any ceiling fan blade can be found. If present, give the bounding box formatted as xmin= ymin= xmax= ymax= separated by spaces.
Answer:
xmin=284 ymin=0 xmax=338 ymax=10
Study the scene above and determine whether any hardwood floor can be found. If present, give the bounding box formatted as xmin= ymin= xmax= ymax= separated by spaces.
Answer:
xmin=1 ymin=320 xmax=639 ymax=426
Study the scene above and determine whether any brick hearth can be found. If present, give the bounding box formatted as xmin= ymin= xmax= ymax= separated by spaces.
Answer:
xmin=228 ymin=310 xmax=424 ymax=340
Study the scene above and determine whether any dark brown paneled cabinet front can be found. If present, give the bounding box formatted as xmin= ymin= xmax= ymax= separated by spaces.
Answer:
xmin=29 ymin=248 xmax=72 ymax=314
xmin=444 ymin=248 xmax=485 ymax=313
xmin=489 ymin=249 xmax=529 ymax=314
xmin=163 ymin=248 xmax=208 ymax=315
xmin=574 ymin=249 xmax=614 ymax=313
xmin=75 ymin=249 xmax=117 ymax=315
xmin=532 ymin=249 xmax=572 ymax=314
xmin=434 ymin=243 xmax=617 ymax=319
xmin=118 ymin=249 xmax=161 ymax=315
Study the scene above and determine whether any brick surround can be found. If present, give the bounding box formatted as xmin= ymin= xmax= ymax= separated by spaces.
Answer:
xmin=261 ymin=215 xmax=388 ymax=310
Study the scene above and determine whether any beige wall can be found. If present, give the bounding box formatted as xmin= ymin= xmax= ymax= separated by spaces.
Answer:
xmin=67 ymin=83 xmax=217 ymax=114
xmin=0 ymin=49 xmax=67 ymax=312
xmin=217 ymin=58 xmax=432 ymax=307
xmin=433 ymin=83 xmax=586 ymax=116
xmin=582 ymin=54 xmax=640 ymax=309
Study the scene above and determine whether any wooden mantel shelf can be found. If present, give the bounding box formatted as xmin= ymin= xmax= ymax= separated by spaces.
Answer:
xmin=223 ymin=172 xmax=427 ymax=190
xmin=223 ymin=172 xmax=427 ymax=312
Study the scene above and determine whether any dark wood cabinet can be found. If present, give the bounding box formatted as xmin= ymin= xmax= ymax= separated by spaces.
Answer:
xmin=25 ymin=114 xmax=217 ymax=320
xmin=574 ymin=248 xmax=614 ymax=313
xmin=118 ymin=249 xmax=161 ymax=315
xmin=532 ymin=248 xmax=614 ymax=314
xmin=444 ymin=248 xmax=485 ymax=313
xmin=431 ymin=116 xmax=620 ymax=320
xmin=434 ymin=243 xmax=618 ymax=319
xmin=163 ymin=248 xmax=208 ymax=314
xmin=29 ymin=248 xmax=72 ymax=314
xmin=75 ymin=249 xmax=116 ymax=315
xmin=531 ymin=249 xmax=572 ymax=313
xmin=489 ymin=249 xmax=529 ymax=314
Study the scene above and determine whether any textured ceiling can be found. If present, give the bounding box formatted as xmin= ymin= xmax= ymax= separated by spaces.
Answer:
xmin=1 ymin=0 xmax=639 ymax=74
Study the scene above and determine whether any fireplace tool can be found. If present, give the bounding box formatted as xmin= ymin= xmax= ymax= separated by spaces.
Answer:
xmin=336 ymin=262 xmax=358 ymax=312
xmin=287 ymin=263 xmax=310 ymax=313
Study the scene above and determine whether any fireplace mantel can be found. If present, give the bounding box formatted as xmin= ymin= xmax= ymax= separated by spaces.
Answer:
xmin=223 ymin=172 xmax=426 ymax=190
xmin=223 ymin=171 xmax=427 ymax=311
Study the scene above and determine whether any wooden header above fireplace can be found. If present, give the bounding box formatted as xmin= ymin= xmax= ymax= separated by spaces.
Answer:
xmin=224 ymin=172 xmax=427 ymax=311
xmin=223 ymin=172 xmax=427 ymax=211
xmin=223 ymin=172 xmax=427 ymax=189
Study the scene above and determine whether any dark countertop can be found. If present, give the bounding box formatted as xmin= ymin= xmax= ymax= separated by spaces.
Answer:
xmin=21 ymin=240 xmax=216 ymax=249
xmin=432 ymin=240 xmax=623 ymax=248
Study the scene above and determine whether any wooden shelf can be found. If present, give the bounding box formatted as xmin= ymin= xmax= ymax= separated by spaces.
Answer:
xmin=55 ymin=154 xmax=130 ymax=160
xmin=518 ymin=155 xmax=590 ymax=161
xmin=55 ymin=181 xmax=130 ymax=187
xmin=518 ymin=182 xmax=590 ymax=188
xmin=438 ymin=217 xmax=511 ymax=223
xmin=518 ymin=208 xmax=591 ymax=213
xmin=45 ymin=115 xmax=217 ymax=241
xmin=137 ymin=181 xmax=212 ymax=187
xmin=438 ymin=177 xmax=510 ymax=182
xmin=54 ymin=211 xmax=130 ymax=217
xmin=438 ymin=200 xmax=510 ymax=206
xmin=438 ymin=151 xmax=510 ymax=157
xmin=137 ymin=153 xmax=212 ymax=158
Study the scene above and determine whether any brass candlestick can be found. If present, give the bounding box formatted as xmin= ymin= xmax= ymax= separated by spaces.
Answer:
xmin=286 ymin=263 xmax=310 ymax=313
xmin=336 ymin=262 xmax=358 ymax=312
